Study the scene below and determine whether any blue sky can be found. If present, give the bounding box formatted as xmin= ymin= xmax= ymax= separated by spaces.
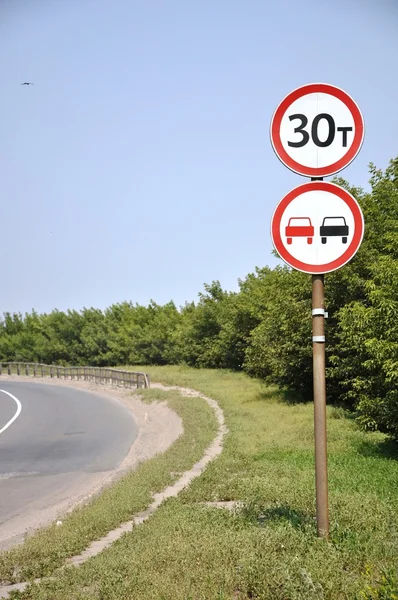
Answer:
xmin=1 ymin=0 xmax=397 ymax=314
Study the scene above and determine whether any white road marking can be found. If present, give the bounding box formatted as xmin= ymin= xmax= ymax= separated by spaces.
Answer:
xmin=0 ymin=390 xmax=22 ymax=435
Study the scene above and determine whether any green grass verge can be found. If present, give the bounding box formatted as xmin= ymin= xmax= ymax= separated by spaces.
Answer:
xmin=11 ymin=366 xmax=398 ymax=600
xmin=0 ymin=388 xmax=217 ymax=585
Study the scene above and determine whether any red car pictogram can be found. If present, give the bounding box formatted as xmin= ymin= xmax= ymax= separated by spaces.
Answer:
xmin=285 ymin=217 xmax=314 ymax=245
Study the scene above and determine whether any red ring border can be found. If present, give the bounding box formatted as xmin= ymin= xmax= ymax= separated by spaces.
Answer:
xmin=271 ymin=181 xmax=364 ymax=274
xmin=270 ymin=83 xmax=365 ymax=177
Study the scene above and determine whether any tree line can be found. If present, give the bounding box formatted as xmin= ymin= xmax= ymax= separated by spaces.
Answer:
xmin=1 ymin=159 xmax=397 ymax=439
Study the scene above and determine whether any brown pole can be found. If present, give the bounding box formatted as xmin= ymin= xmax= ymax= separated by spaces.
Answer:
xmin=312 ymin=274 xmax=329 ymax=538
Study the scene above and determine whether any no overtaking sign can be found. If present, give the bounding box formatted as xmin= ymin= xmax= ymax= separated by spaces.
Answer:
xmin=271 ymin=181 xmax=364 ymax=274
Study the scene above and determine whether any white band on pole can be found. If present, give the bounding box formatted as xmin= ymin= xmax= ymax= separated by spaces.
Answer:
xmin=312 ymin=308 xmax=328 ymax=317
xmin=313 ymin=336 xmax=326 ymax=343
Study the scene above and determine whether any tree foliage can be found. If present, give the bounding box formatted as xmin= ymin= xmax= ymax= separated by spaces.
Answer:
xmin=1 ymin=159 xmax=397 ymax=438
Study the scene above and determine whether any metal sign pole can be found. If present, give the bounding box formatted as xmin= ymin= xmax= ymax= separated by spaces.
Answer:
xmin=270 ymin=83 xmax=365 ymax=540
xmin=312 ymin=273 xmax=329 ymax=537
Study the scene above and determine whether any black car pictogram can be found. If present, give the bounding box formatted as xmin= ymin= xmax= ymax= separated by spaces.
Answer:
xmin=319 ymin=217 xmax=349 ymax=244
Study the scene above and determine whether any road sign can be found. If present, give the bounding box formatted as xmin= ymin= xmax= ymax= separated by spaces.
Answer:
xmin=271 ymin=181 xmax=364 ymax=274
xmin=270 ymin=83 xmax=364 ymax=177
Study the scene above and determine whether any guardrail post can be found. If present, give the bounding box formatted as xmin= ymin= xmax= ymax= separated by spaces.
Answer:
xmin=7 ymin=363 xmax=11 ymax=376
xmin=33 ymin=364 xmax=37 ymax=377
xmin=56 ymin=367 xmax=60 ymax=379
xmin=0 ymin=364 xmax=2 ymax=376
xmin=16 ymin=363 xmax=20 ymax=376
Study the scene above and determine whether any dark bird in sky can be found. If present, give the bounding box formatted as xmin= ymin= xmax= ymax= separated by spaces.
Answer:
xmin=21 ymin=82 xmax=34 ymax=85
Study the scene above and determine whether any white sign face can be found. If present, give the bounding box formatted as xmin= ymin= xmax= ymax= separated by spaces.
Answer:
xmin=270 ymin=83 xmax=364 ymax=178
xmin=271 ymin=182 xmax=364 ymax=274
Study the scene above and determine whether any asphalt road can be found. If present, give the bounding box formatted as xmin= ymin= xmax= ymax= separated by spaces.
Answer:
xmin=0 ymin=381 xmax=138 ymax=549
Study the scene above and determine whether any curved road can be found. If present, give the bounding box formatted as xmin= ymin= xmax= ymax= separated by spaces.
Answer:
xmin=0 ymin=382 xmax=137 ymax=549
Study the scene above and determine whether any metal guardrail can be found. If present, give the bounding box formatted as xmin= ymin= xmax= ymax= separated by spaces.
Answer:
xmin=0 ymin=362 xmax=150 ymax=389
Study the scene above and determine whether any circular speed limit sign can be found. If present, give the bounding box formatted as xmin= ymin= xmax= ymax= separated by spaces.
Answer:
xmin=270 ymin=83 xmax=365 ymax=177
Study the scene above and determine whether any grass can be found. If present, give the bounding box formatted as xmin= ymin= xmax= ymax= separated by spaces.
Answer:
xmin=7 ymin=366 xmax=398 ymax=599
xmin=0 ymin=387 xmax=217 ymax=584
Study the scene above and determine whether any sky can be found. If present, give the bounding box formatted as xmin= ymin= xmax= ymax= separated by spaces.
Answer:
xmin=1 ymin=0 xmax=397 ymax=315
